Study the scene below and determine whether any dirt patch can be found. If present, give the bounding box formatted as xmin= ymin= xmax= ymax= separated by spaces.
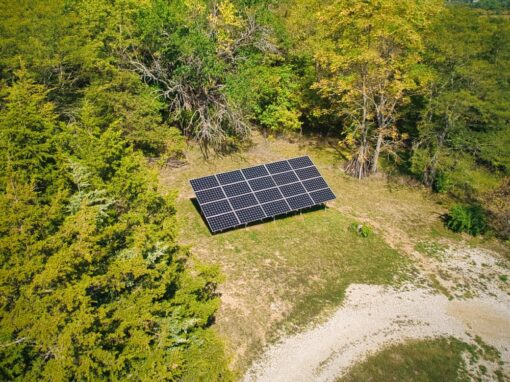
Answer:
xmin=244 ymin=247 xmax=510 ymax=382
xmin=244 ymin=285 xmax=510 ymax=382
xmin=448 ymin=300 xmax=510 ymax=352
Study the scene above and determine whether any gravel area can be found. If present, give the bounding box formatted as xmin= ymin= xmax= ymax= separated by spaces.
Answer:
xmin=244 ymin=248 xmax=510 ymax=382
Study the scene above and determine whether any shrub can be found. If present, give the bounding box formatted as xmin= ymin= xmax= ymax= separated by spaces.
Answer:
xmin=482 ymin=177 xmax=510 ymax=240
xmin=349 ymin=222 xmax=373 ymax=238
xmin=433 ymin=170 xmax=453 ymax=193
xmin=446 ymin=204 xmax=488 ymax=236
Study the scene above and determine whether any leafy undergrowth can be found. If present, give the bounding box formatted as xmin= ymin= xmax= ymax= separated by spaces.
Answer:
xmin=339 ymin=337 xmax=507 ymax=382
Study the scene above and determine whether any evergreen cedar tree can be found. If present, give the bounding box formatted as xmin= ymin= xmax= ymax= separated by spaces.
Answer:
xmin=0 ymin=0 xmax=509 ymax=380
xmin=0 ymin=69 xmax=229 ymax=380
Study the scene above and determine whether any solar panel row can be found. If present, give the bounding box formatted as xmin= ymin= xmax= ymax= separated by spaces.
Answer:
xmin=190 ymin=156 xmax=335 ymax=232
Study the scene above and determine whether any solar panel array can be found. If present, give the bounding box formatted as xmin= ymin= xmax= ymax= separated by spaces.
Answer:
xmin=190 ymin=156 xmax=336 ymax=232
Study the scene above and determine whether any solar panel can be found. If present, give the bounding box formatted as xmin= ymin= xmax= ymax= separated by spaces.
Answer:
xmin=280 ymin=182 xmax=307 ymax=197
xmin=190 ymin=156 xmax=336 ymax=232
xmin=289 ymin=156 xmax=313 ymax=169
xmin=309 ymin=188 xmax=336 ymax=204
xmin=242 ymin=165 xmax=269 ymax=179
xmin=201 ymin=199 xmax=232 ymax=217
xmin=223 ymin=181 xmax=251 ymax=197
xmin=217 ymin=170 xmax=244 ymax=185
xmin=295 ymin=166 xmax=321 ymax=180
xmin=236 ymin=205 xmax=266 ymax=224
xmin=266 ymin=160 xmax=292 ymax=174
xmin=272 ymin=171 xmax=299 ymax=186
xmin=190 ymin=175 xmax=220 ymax=191
xmin=302 ymin=177 xmax=329 ymax=192
xmin=262 ymin=199 xmax=290 ymax=216
xmin=255 ymin=188 xmax=283 ymax=203
xmin=287 ymin=193 xmax=314 ymax=210
xmin=195 ymin=187 xmax=226 ymax=204
xmin=208 ymin=212 xmax=239 ymax=232
xmin=249 ymin=176 xmax=276 ymax=191
xmin=230 ymin=193 xmax=258 ymax=210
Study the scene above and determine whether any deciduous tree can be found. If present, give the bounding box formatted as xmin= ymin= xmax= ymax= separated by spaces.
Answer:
xmin=311 ymin=0 xmax=441 ymax=178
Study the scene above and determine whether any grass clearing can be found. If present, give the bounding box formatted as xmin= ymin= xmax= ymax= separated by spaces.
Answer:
xmin=339 ymin=337 xmax=506 ymax=382
xmin=174 ymin=181 xmax=408 ymax=371
xmin=339 ymin=338 xmax=467 ymax=382
xmin=157 ymin=132 xmax=508 ymax=373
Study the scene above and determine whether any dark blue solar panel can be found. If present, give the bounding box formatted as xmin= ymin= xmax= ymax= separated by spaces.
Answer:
xmin=309 ymin=188 xmax=336 ymax=204
xmin=196 ymin=187 xmax=226 ymax=204
xmin=249 ymin=176 xmax=276 ymax=191
xmin=287 ymin=194 xmax=314 ymax=210
xmin=262 ymin=200 xmax=290 ymax=216
xmin=190 ymin=175 xmax=220 ymax=191
xmin=266 ymin=160 xmax=292 ymax=174
xmin=235 ymin=206 xmax=266 ymax=224
xmin=201 ymin=199 xmax=232 ymax=217
xmin=295 ymin=166 xmax=321 ymax=180
xmin=207 ymin=213 xmax=239 ymax=232
xmin=230 ymin=193 xmax=258 ymax=210
xmin=289 ymin=156 xmax=314 ymax=169
xmin=190 ymin=156 xmax=335 ymax=232
xmin=302 ymin=177 xmax=329 ymax=192
xmin=279 ymin=182 xmax=307 ymax=197
xmin=217 ymin=170 xmax=244 ymax=185
xmin=242 ymin=165 xmax=269 ymax=179
xmin=223 ymin=181 xmax=251 ymax=197
xmin=272 ymin=171 xmax=299 ymax=186
xmin=255 ymin=188 xmax=283 ymax=204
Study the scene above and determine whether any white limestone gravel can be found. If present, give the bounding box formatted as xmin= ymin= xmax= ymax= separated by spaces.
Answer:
xmin=243 ymin=247 xmax=510 ymax=382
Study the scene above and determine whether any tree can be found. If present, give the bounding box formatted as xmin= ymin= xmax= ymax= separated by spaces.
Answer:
xmin=227 ymin=57 xmax=303 ymax=134
xmin=127 ymin=0 xmax=277 ymax=156
xmin=0 ymin=78 xmax=231 ymax=380
xmin=0 ymin=3 xmax=231 ymax=379
xmin=311 ymin=0 xmax=442 ymax=178
xmin=0 ymin=68 xmax=60 ymax=194
xmin=411 ymin=6 xmax=510 ymax=191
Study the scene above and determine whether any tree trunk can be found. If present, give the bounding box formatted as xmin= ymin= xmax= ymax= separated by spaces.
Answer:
xmin=345 ymin=77 xmax=371 ymax=179
xmin=345 ymin=130 xmax=371 ymax=179
xmin=424 ymin=114 xmax=449 ymax=187
xmin=371 ymin=129 xmax=383 ymax=174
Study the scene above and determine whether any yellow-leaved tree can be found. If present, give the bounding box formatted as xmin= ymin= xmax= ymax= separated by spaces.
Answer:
xmin=311 ymin=0 xmax=442 ymax=178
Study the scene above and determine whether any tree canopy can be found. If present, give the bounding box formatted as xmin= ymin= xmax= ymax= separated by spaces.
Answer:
xmin=0 ymin=1 xmax=232 ymax=380
xmin=0 ymin=0 xmax=509 ymax=379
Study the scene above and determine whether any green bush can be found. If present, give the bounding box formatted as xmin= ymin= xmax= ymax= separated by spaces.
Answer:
xmin=446 ymin=204 xmax=488 ymax=236
xmin=432 ymin=170 xmax=453 ymax=193
xmin=349 ymin=222 xmax=373 ymax=238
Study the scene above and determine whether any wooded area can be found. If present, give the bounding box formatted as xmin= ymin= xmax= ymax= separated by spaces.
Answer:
xmin=0 ymin=0 xmax=509 ymax=380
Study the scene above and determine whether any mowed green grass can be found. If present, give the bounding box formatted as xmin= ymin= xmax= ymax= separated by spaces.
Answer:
xmin=175 ymin=193 xmax=409 ymax=372
xmin=160 ymin=134 xmax=509 ymax=373
xmin=160 ymin=136 xmax=412 ymax=370
xmin=178 ymin=196 xmax=408 ymax=327
xmin=339 ymin=338 xmax=467 ymax=382
xmin=339 ymin=337 xmax=506 ymax=382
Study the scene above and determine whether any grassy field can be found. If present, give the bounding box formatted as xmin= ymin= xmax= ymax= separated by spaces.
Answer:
xmin=158 ymin=132 xmax=508 ymax=374
xmin=339 ymin=337 xmax=506 ymax=382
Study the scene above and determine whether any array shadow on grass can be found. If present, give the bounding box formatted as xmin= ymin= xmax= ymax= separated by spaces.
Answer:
xmin=190 ymin=198 xmax=328 ymax=235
